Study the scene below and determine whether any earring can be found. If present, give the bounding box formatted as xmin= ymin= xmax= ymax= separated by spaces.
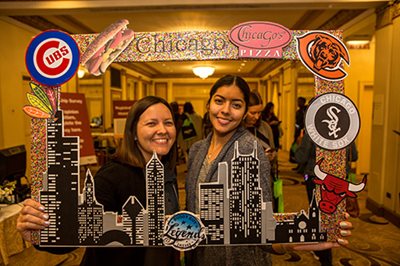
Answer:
xmin=134 ymin=136 xmax=138 ymax=141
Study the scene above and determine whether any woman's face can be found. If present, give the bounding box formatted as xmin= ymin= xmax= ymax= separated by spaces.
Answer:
xmin=136 ymin=103 xmax=176 ymax=162
xmin=209 ymin=84 xmax=246 ymax=136
xmin=245 ymin=104 xmax=263 ymax=127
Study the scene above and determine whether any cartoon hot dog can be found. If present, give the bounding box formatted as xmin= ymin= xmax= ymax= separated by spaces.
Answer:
xmin=81 ymin=19 xmax=134 ymax=76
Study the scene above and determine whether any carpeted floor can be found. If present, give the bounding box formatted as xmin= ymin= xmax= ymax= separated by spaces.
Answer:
xmin=270 ymin=155 xmax=400 ymax=266
xmin=3 ymin=151 xmax=400 ymax=266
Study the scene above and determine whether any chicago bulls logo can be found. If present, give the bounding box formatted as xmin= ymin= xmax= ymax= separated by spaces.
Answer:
xmin=296 ymin=31 xmax=350 ymax=81
xmin=313 ymin=159 xmax=366 ymax=214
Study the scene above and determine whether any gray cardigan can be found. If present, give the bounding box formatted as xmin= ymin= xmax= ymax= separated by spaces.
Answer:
xmin=185 ymin=126 xmax=273 ymax=266
xmin=186 ymin=126 xmax=272 ymax=212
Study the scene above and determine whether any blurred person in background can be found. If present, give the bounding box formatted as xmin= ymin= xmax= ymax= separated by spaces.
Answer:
xmin=244 ymin=91 xmax=276 ymax=162
xmin=178 ymin=102 xmax=203 ymax=163
xmin=262 ymin=101 xmax=281 ymax=151
xmin=295 ymin=131 xmax=358 ymax=266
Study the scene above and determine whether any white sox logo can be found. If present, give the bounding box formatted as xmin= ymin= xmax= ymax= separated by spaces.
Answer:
xmin=305 ymin=92 xmax=360 ymax=150
xmin=26 ymin=30 xmax=80 ymax=86
xmin=322 ymin=106 xmax=341 ymax=138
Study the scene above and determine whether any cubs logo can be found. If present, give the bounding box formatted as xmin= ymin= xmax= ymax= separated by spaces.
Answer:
xmin=305 ymin=92 xmax=360 ymax=150
xmin=25 ymin=30 xmax=80 ymax=86
xmin=296 ymin=31 xmax=350 ymax=81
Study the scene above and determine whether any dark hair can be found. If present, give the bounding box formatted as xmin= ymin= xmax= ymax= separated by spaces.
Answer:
xmin=265 ymin=102 xmax=274 ymax=113
xmin=169 ymin=101 xmax=179 ymax=114
xmin=208 ymin=75 xmax=250 ymax=113
xmin=248 ymin=91 xmax=263 ymax=107
xmin=183 ymin=102 xmax=194 ymax=114
xmin=261 ymin=102 xmax=274 ymax=121
xmin=298 ymin=97 xmax=306 ymax=106
xmin=247 ymin=91 xmax=264 ymax=127
xmin=114 ymin=96 xmax=177 ymax=169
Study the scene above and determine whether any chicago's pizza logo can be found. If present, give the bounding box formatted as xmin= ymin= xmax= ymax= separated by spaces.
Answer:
xmin=296 ymin=31 xmax=350 ymax=81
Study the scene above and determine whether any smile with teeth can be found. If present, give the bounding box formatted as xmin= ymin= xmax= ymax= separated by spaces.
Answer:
xmin=153 ymin=138 xmax=168 ymax=144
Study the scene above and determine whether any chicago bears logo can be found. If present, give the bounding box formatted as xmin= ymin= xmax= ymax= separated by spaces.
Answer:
xmin=296 ymin=31 xmax=350 ymax=81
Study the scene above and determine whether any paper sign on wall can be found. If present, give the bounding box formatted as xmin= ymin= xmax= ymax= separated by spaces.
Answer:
xmin=60 ymin=93 xmax=96 ymax=165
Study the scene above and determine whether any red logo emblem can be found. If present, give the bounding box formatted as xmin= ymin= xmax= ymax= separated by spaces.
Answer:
xmin=26 ymin=30 xmax=80 ymax=86
xmin=296 ymin=31 xmax=350 ymax=81
xmin=34 ymin=39 xmax=72 ymax=78
xmin=314 ymin=159 xmax=366 ymax=214
xmin=229 ymin=21 xmax=292 ymax=58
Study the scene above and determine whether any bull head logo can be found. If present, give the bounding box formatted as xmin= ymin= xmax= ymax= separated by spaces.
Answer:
xmin=313 ymin=159 xmax=366 ymax=214
xmin=296 ymin=31 xmax=350 ymax=81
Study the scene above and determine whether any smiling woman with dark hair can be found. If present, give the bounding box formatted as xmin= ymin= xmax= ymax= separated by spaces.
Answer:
xmin=185 ymin=75 xmax=273 ymax=265
xmin=185 ymin=75 xmax=353 ymax=266
xmin=17 ymin=96 xmax=180 ymax=266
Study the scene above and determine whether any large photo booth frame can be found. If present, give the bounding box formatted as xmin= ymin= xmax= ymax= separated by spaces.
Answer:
xmin=25 ymin=20 xmax=363 ymax=250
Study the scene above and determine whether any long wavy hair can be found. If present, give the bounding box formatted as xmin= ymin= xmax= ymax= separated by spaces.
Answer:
xmin=114 ymin=96 xmax=177 ymax=169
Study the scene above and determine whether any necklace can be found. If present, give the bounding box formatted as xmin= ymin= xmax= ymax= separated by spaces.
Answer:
xmin=207 ymin=139 xmax=223 ymax=162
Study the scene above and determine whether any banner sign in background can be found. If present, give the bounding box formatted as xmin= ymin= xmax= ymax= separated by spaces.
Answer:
xmin=60 ymin=93 xmax=96 ymax=165
xmin=112 ymin=100 xmax=136 ymax=118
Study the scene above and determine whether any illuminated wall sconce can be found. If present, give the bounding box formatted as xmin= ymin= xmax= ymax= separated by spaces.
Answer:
xmin=77 ymin=66 xmax=86 ymax=79
xmin=345 ymin=35 xmax=371 ymax=49
xmin=192 ymin=66 xmax=215 ymax=79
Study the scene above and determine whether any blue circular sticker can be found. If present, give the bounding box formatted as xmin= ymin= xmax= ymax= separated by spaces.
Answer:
xmin=25 ymin=30 xmax=80 ymax=86
xmin=163 ymin=211 xmax=206 ymax=251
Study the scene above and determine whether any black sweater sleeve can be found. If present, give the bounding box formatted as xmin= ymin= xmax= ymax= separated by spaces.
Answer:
xmin=93 ymin=160 xmax=146 ymax=212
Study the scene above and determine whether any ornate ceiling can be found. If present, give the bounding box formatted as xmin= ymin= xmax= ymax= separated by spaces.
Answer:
xmin=0 ymin=0 xmax=388 ymax=78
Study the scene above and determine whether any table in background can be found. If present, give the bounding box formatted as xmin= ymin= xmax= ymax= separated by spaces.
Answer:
xmin=0 ymin=204 xmax=28 ymax=265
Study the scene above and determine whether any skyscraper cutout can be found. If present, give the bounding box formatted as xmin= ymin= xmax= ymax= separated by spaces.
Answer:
xmin=39 ymin=112 xmax=326 ymax=247
xmin=198 ymin=141 xmax=326 ymax=245
xmin=77 ymin=169 xmax=103 ymax=244
xmin=145 ymin=151 xmax=165 ymax=245
xmin=40 ymin=110 xmax=80 ymax=245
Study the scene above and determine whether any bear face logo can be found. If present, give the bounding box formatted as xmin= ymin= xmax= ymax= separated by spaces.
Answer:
xmin=311 ymin=35 xmax=345 ymax=70
xmin=296 ymin=31 xmax=350 ymax=81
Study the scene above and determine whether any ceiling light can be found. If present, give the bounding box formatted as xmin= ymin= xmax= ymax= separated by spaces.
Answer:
xmin=345 ymin=35 xmax=371 ymax=49
xmin=77 ymin=67 xmax=86 ymax=79
xmin=346 ymin=40 xmax=370 ymax=45
xmin=192 ymin=66 xmax=215 ymax=79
